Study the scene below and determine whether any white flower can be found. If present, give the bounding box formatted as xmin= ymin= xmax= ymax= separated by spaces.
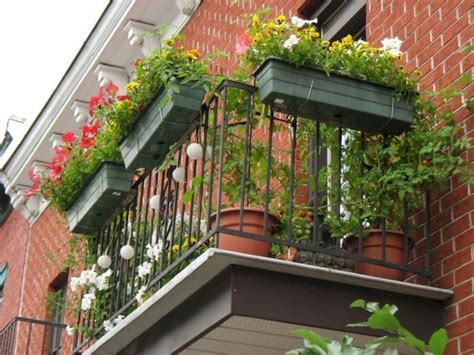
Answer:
xmin=381 ymin=37 xmax=403 ymax=56
xmin=80 ymin=267 xmax=97 ymax=286
xmin=146 ymin=240 xmax=163 ymax=261
xmin=66 ymin=325 xmax=75 ymax=336
xmin=291 ymin=16 xmax=317 ymax=28
xmin=94 ymin=269 xmax=112 ymax=291
xmin=81 ymin=292 xmax=96 ymax=311
xmin=135 ymin=286 xmax=147 ymax=305
xmin=69 ymin=277 xmax=80 ymax=292
xmin=113 ymin=315 xmax=125 ymax=325
xmin=355 ymin=39 xmax=368 ymax=47
xmin=103 ymin=319 xmax=114 ymax=332
xmin=137 ymin=262 xmax=153 ymax=279
xmin=283 ymin=34 xmax=299 ymax=49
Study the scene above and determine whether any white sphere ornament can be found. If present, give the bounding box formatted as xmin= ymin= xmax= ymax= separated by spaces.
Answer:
xmin=172 ymin=167 xmax=186 ymax=183
xmin=186 ymin=143 xmax=203 ymax=160
xmin=149 ymin=195 xmax=160 ymax=210
xmin=120 ymin=244 xmax=135 ymax=260
xmin=97 ymin=255 xmax=112 ymax=269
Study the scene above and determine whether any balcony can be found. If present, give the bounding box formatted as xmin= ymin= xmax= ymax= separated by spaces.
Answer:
xmin=0 ymin=317 xmax=66 ymax=355
xmin=73 ymin=81 xmax=452 ymax=354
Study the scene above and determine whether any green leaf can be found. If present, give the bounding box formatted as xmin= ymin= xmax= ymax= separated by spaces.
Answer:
xmin=428 ymin=329 xmax=448 ymax=355
xmin=350 ymin=299 xmax=366 ymax=309
xmin=367 ymin=310 xmax=400 ymax=331
xmin=291 ymin=329 xmax=329 ymax=353
xmin=182 ymin=190 xmax=194 ymax=204
xmin=191 ymin=175 xmax=202 ymax=187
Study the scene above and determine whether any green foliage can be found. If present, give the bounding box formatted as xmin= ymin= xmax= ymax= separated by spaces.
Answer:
xmin=289 ymin=299 xmax=448 ymax=355
xmin=30 ymin=32 xmax=212 ymax=213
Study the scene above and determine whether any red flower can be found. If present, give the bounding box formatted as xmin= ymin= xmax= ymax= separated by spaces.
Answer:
xmin=80 ymin=137 xmax=95 ymax=149
xmin=46 ymin=164 xmax=63 ymax=181
xmin=117 ymin=95 xmax=129 ymax=101
xmin=62 ymin=131 xmax=76 ymax=144
xmin=89 ymin=95 xmax=103 ymax=115
xmin=24 ymin=188 xmax=38 ymax=199
xmin=104 ymin=83 xmax=119 ymax=97
xmin=81 ymin=120 xmax=101 ymax=138
xmin=236 ymin=34 xmax=251 ymax=55
xmin=28 ymin=168 xmax=41 ymax=182
xmin=51 ymin=146 xmax=68 ymax=164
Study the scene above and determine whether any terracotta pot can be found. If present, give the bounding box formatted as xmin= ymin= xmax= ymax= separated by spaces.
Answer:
xmin=343 ymin=230 xmax=413 ymax=281
xmin=210 ymin=208 xmax=278 ymax=257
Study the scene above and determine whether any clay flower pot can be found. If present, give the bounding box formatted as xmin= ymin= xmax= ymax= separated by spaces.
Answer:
xmin=211 ymin=207 xmax=278 ymax=257
xmin=343 ymin=229 xmax=414 ymax=281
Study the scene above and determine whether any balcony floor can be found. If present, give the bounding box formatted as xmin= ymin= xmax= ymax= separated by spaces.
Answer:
xmin=83 ymin=249 xmax=452 ymax=355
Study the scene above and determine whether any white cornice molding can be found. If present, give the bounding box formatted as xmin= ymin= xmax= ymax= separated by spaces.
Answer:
xmin=124 ymin=20 xmax=158 ymax=56
xmin=94 ymin=64 xmax=129 ymax=91
xmin=48 ymin=133 xmax=63 ymax=148
xmin=71 ymin=101 xmax=91 ymax=124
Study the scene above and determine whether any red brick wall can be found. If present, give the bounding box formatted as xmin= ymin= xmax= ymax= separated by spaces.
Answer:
xmin=0 ymin=206 xmax=75 ymax=353
xmin=0 ymin=209 xmax=28 ymax=330
xmin=20 ymin=207 xmax=75 ymax=353
xmin=367 ymin=1 xmax=473 ymax=353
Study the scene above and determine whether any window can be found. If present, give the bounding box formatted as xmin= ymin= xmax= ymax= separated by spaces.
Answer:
xmin=0 ymin=262 xmax=7 ymax=302
xmin=0 ymin=184 xmax=12 ymax=226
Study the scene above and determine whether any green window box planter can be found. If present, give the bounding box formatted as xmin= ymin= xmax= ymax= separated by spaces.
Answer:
xmin=254 ymin=57 xmax=415 ymax=135
xmin=120 ymin=84 xmax=205 ymax=171
xmin=67 ymin=162 xmax=134 ymax=235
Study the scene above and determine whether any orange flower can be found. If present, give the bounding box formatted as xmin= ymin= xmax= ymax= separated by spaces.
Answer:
xmin=186 ymin=49 xmax=200 ymax=60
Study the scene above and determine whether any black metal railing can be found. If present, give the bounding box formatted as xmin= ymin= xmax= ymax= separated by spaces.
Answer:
xmin=0 ymin=317 xmax=67 ymax=355
xmin=74 ymin=80 xmax=431 ymax=350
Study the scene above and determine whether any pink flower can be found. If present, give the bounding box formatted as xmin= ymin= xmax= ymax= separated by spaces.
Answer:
xmin=236 ymin=34 xmax=251 ymax=55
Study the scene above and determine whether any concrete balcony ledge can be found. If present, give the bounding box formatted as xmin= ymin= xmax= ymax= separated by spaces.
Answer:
xmin=83 ymin=248 xmax=452 ymax=355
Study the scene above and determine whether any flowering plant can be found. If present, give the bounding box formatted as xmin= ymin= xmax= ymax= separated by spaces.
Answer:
xmin=237 ymin=12 xmax=418 ymax=98
xmin=26 ymin=36 xmax=211 ymax=212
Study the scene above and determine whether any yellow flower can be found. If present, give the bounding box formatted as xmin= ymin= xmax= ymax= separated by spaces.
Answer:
xmin=308 ymin=29 xmax=320 ymax=39
xmin=252 ymin=15 xmax=260 ymax=28
xmin=165 ymin=38 xmax=175 ymax=46
xmin=172 ymin=244 xmax=179 ymax=254
xmin=342 ymin=34 xmax=353 ymax=45
xmin=413 ymin=70 xmax=422 ymax=76
xmin=160 ymin=50 xmax=169 ymax=59
xmin=116 ymin=101 xmax=125 ymax=110
xmin=321 ymin=40 xmax=330 ymax=47
xmin=186 ymin=48 xmax=200 ymax=60
xmin=275 ymin=15 xmax=286 ymax=25
xmin=253 ymin=32 xmax=263 ymax=42
xmin=263 ymin=22 xmax=275 ymax=31
xmin=125 ymin=81 xmax=140 ymax=92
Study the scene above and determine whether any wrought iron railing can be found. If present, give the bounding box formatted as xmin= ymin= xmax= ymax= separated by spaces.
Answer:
xmin=0 ymin=317 xmax=67 ymax=355
xmin=73 ymin=80 xmax=431 ymax=351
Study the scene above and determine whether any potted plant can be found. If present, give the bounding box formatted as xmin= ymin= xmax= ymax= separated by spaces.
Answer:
xmin=118 ymin=37 xmax=211 ymax=171
xmin=317 ymin=81 xmax=472 ymax=280
xmin=25 ymin=35 xmax=211 ymax=235
xmin=238 ymin=13 xmax=418 ymax=135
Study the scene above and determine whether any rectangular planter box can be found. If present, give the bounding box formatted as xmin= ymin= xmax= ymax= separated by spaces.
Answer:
xmin=120 ymin=84 xmax=205 ymax=171
xmin=254 ymin=57 xmax=415 ymax=135
xmin=67 ymin=162 xmax=135 ymax=235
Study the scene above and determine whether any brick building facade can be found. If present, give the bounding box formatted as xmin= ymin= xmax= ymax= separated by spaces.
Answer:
xmin=0 ymin=0 xmax=472 ymax=354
